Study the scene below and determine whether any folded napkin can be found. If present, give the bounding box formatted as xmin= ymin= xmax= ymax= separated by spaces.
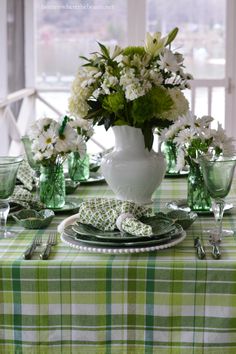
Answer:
xmin=10 ymin=160 xmax=44 ymax=211
xmin=10 ymin=185 xmax=44 ymax=210
xmin=17 ymin=159 xmax=35 ymax=191
xmin=76 ymin=198 xmax=153 ymax=237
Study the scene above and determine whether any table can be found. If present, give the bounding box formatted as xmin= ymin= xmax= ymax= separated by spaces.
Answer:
xmin=1 ymin=177 xmax=236 ymax=354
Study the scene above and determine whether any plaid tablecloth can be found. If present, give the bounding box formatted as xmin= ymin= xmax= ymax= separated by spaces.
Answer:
xmin=1 ymin=178 xmax=236 ymax=354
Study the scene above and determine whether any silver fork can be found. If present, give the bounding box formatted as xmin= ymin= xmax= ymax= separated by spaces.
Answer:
xmin=23 ymin=234 xmax=42 ymax=260
xmin=40 ymin=233 xmax=57 ymax=260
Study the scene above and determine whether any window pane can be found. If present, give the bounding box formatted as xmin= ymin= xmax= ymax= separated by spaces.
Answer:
xmin=147 ymin=0 xmax=226 ymax=79
xmin=36 ymin=0 xmax=127 ymax=88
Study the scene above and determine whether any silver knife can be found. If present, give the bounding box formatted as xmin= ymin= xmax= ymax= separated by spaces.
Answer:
xmin=194 ymin=237 xmax=206 ymax=259
xmin=209 ymin=235 xmax=221 ymax=259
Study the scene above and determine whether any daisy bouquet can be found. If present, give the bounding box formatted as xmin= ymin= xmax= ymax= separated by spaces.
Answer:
xmin=69 ymin=27 xmax=192 ymax=150
xmin=28 ymin=116 xmax=87 ymax=167
xmin=160 ymin=112 xmax=235 ymax=170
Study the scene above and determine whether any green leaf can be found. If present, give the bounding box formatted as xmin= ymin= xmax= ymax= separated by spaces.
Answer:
xmin=104 ymin=115 xmax=115 ymax=130
xmin=85 ymin=108 xmax=104 ymax=120
xmin=87 ymin=99 xmax=102 ymax=110
xmin=165 ymin=27 xmax=179 ymax=46
xmin=142 ymin=125 xmax=154 ymax=151
xmin=79 ymin=55 xmax=91 ymax=62
xmin=97 ymin=42 xmax=110 ymax=58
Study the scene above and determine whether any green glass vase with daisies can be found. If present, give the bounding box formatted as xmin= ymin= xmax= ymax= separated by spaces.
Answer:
xmin=171 ymin=113 xmax=235 ymax=212
xmin=67 ymin=116 xmax=94 ymax=182
xmin=27 ymin=115 xmax=86 ymax=208
xmin=39 ymin=164 xmax=65 ymax=208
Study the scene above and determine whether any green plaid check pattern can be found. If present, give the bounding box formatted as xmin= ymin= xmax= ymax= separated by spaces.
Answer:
xmin=1 ymin=178 xmax=236 ymax=353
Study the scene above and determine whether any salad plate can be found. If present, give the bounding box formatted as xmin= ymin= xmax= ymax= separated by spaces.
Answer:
xmin=51 ymin=197 xmax=82 ymax=213
xmin=79 ymin=174 xmax=105 ymax=184
xmin=72 ymin=216 xmax=176 ymax=242
xmin=165 ymin=170 xmax=189 ymax=178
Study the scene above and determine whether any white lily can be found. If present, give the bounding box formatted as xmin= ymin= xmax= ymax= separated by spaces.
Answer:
xmin=158 ymin=48 xmax=180 ymax=72
xmin=144 ymin=32 xmax=167 ymax=57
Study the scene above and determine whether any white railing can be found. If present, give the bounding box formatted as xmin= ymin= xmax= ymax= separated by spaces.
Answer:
xmin=0 ymin=88 xmax=106 ymax=155
xmin=0 ymin=78 xmax=227 ymax=155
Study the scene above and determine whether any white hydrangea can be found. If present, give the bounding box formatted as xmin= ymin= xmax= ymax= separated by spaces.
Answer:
xmin=68 ymin=67 xmax=98 ymax=118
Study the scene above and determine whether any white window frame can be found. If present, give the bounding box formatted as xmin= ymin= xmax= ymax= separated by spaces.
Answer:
xmin=225 ymin=0 xmax=236 ymax=136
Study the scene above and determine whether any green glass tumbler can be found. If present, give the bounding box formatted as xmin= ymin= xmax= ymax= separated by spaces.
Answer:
xmin=161 ymin=140 xmax=179 ymax=174
xmin=39 ymin=164 xmax=65 ymax=209
xmin=187 ymin=160 xmax=211 ymax=212
xmin=68 ymin=152 xmax=90 ymax=182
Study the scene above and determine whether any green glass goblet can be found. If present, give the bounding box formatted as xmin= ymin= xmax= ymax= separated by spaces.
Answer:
xmin=0 ymin=156 xmax=23 ymax=238
xmin=199 ymin=155 xmax=236 ymax=240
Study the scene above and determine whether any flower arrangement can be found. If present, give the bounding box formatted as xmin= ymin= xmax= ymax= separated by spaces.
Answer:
xmin=28 ymin=116 xmax=87 ymax=166
xmin=160 ymin=112 xmax=235 ymax=170
xmin=68 ymin=27 xmax=192 ymax=150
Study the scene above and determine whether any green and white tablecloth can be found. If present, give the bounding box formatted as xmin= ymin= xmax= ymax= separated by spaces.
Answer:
xmin=1 ymin=178 xmax=236 ymax=354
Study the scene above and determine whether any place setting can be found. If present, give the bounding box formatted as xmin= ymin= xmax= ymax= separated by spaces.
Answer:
xmin=56 ymin=198 xmax=197 ymax=254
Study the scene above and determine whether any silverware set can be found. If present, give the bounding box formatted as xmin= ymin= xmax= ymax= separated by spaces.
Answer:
xmin=23 ymin=233 xmax=57 ymax=260
xmin=194 ymin=235 xmax=221 ymax=260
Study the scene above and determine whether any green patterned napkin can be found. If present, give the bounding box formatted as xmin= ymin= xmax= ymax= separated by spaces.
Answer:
xmin=76 ymin=198 xmax=153 ymax=237
xmin=10 ymin=160 xmax=44 ymax=211
xmin=17 ymin=159 xmax=35 ymax=191
xmin=10 ymin=186 xmax=44 ymax=210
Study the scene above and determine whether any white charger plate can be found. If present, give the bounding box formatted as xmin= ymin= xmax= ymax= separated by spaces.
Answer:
xmin=60 ymin=229 xmax=186 ymax=254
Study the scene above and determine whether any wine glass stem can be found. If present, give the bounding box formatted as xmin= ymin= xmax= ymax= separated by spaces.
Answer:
xmin=212 ymin=198 xmax=225 ymax=239
xmin=0 ymin=210 xmax=7 ymax=238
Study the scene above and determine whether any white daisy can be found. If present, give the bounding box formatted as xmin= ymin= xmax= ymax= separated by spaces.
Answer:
xmin=55 ymin=125 xmax=78 ymax=153
xmin=38 ymin=127 xmax=57 ymax=152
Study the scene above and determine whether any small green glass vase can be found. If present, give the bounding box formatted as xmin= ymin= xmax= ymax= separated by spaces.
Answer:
xmin=39 ymin=164 xmax=65 ymax=209
xmin=161 ymin=140 xmax=178 ymax=174
xmin=187 ymin=160 xmax=211 ymax=212
xmin=68 ymin=152 xmax=90 ymax=182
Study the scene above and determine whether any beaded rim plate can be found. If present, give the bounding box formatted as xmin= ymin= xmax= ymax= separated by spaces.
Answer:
xmin=60 ymin=228 xmax=186 ymax=254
